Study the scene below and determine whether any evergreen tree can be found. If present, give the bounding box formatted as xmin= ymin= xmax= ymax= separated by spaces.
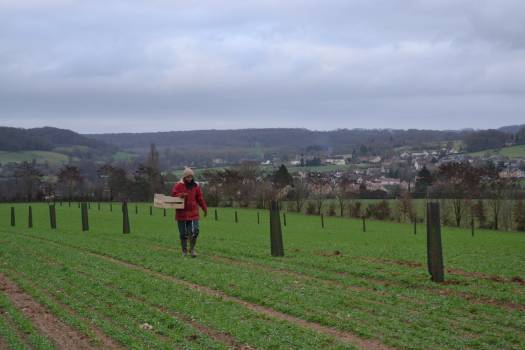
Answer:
xmin=415 ymin=166 xmax=433 ymax=195
xmin=272 ymin=164 xmax=293 ymax=189
xmin=14 ymin=161 xmax=43 ymax=201
xmin=57 ymin=165 xmax=82 ymax=201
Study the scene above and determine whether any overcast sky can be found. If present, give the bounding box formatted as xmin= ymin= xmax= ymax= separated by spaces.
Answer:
xmin=0 ymin=0 xmax=524 ymax=133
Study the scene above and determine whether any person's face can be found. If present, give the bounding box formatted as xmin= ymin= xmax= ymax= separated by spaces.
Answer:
xmin=184 ymin=175 xmax=193 ymax=183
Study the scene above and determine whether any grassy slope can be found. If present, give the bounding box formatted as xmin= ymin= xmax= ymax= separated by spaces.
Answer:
xmin=468 ymin=144 xmax=525 ymax=159
xmin=112 ymin=151 xmax=138 ymax=161
xmin=0 ymin=203 xmax=524 ymax=350
xmin=0 ymin=151 xmax=69 ymax=166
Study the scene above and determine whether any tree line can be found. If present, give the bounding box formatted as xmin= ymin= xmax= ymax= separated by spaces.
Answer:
xmin=1 ymin=147 xmax=524 ymax=231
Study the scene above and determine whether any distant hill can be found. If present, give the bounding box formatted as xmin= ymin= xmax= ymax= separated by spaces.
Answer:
xmin=498 ymin=124 xmax=525 ymax=134
xmin=86 ymin=128 xmax=466 ymax=155
xmin=0 ymin=127 xmax=118 ymax=164
xmin=0 ymin=126 xmax=115 ymax=152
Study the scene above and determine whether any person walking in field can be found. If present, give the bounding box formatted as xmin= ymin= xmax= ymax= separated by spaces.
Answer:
xmin=172 ymin=167 xmax=208 ymax=257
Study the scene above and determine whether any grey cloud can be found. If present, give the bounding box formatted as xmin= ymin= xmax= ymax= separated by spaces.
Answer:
xmin=0 ymin=0 xmax=524 ymax=133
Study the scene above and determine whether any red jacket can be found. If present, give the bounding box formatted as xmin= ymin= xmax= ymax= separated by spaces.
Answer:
xmin=171 ymin=181 xmax=207 ymax=221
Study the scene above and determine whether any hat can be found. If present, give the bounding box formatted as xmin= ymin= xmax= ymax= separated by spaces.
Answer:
xmin=182 ymin=167 xmax=194 ymax=179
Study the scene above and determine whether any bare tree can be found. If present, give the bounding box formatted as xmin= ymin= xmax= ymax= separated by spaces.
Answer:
xmin=483 ymin=175 xmax=514 ymax=230
xmin=397 ymin=191 xmax=414 ymax=223
xmin=333 ymin=174 xmax=357 ymax=217
xmin=14 ymin=162 xmax=43 ymax=202
xmin=306 ymin=172 xmax=330 ymax=214
xmin=431 ymin=162 xmax=483 ymax=227
xmin=57 ymin=165 xmax=83 ymax=201
xmin=288 ymin=176 xmax=309 ymax=213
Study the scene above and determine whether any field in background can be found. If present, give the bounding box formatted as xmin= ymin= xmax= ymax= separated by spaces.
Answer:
xmin=468 ymin=144 xmax=525 ymax=159
xmin=0 ymin=203 xmax=524 ymax=349
xmin=0 ymin=151 xmax=69 ymax=166
xmin=0 ymin=149 xmax=139 ymax=165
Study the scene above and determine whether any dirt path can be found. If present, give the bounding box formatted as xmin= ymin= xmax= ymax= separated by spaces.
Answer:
xmin=0 ymin=273 xmax=97 ymax=350
xmin=0 ymin=335 xmax=8 ymax=350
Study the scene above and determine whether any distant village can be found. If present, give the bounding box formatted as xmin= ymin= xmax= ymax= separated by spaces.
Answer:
xmin=245 ymin=144 xmax=525 ymax=196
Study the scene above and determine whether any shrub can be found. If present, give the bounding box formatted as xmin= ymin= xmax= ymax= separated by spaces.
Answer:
xmin=348 ymin=201 xmax=362 ymax=218
xmin=306 ymin=201 xmax=317 ymax=215
xmin=367 ymin=200 xmax=391 ymax=220
xmin=327 ymin=202 xmax=337 ymax=216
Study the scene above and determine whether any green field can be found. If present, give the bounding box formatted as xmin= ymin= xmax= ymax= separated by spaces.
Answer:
xmin=112 ymin=151 xmax=139 ymax=161
xmin=0 ymin=203 xmax=524 ymax=349
xmin=469 ymin=144 xmax=525 ymax=159
xmin=0 ymin=151 xmax=69 ymax=166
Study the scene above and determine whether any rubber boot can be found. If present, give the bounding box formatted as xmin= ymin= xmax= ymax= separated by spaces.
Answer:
xmin=181 ymin=239 xmax=188 ymax=257
xmin=189 ymin=236 xmax=197 ymax=258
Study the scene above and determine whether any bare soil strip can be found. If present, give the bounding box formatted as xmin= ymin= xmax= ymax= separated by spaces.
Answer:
xmin=14 ymin=233 xmax=392 ymax=350
xmin=0 ymin=336 xmax=8 ymax=350
xmin=0 ymin=304 xmax=31 ymax=349
xmin=0 ymin=273 xmax=96 ymax=350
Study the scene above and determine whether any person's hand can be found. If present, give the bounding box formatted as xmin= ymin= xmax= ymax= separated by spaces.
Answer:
xmin=178 ymin=193 xmax=188 ymax=197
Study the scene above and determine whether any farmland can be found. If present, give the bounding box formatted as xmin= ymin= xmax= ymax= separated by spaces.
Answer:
xmin=0 ymin=203 xmax=524 ymax=349
xmin=0 ymin=151 xmax=69 ymax=166
xmin=468 ymin=144 xmax=525 ymax=159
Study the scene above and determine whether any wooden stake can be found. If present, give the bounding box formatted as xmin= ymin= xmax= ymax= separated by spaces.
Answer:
xmin=426 ymin=202 xmax=444 ymax=283
xmin=269 ymin=200 xmax=284 ymax=257
xmin=28 ymin=206 xmax=32 ymax=228
xmin=81 ymin=203 xmax=89 ymax=231
xmin=49 ymin=204 xmax=57 ymax=229
xmin=122 ymin=201 xmax=130 ymax=234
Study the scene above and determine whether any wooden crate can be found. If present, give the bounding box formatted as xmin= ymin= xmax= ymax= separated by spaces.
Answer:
xmin=154 ymin=194 xmax=184 ymax=209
